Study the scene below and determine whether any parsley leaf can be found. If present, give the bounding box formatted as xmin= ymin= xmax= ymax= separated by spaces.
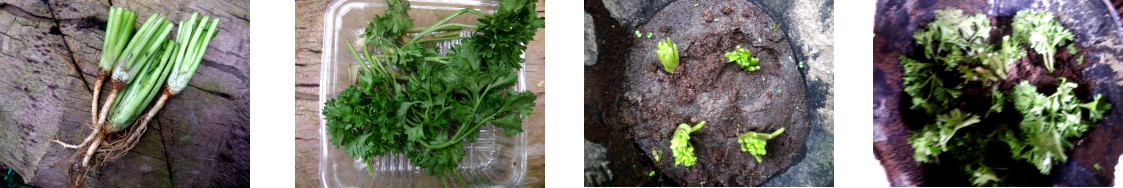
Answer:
xmin=900 ymin=56 xmax=963 ymax=115
xmin=1013 ymin=10 xmax=1074 ymax=73
xmin=909 ymin=109 xmax=981 ymax=163
xmin=1006 ymin=78 xmax=1110 ymax=174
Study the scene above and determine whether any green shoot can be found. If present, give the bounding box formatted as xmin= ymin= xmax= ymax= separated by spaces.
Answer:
xmin=107 ymin=41 xmax=174 ymax=131
xmin=737 ymin=127 xmax=784 ymax=162
xmin=658 ymin=37 xmax=679 ymax=73
xmin=725 ymin=45 xmax=759 ymax=71
xmin=168 ymin=12 xmax=221 ymax=94
xmin=670 ymin=121 xmax=705 ymax=166
xmin=92 ymin=7 xmax=137 ymax=124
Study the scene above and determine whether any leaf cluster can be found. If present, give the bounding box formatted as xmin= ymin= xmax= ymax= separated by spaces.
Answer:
xmin=1012 ymin=10 xmax=1073 ymax=73
xmin=908 ymin=109 xmax=980 ymax=163
xmin=725 ymin=45 xmax=760 ymax=72
xmin=1004 ymin=78 xmax=1110 ymax=174
xmin=472 ymin=0 xmax=545 ymax=69
xmin=670 ymin=121 xmax=705 ymax=167
xmin=912 ymin=9 xmax=991 ymax=68
xmin=902 ymin=8 xmax=1111 ymax=186
xmin=737 ymin=127 xmax=784 ymax=162
xmin=900 ymin=56 xmax=962 ymax=114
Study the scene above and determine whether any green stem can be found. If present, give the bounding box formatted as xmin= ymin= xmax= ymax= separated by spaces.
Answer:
xmin=420 ymin=113 xmax=499 ymax=149
xmin=415 ymin=36 xmax=469 ymax=44
xmin=345 ymin=41 xmax=376 ymax=75
xmin=424 ymin=57 xmax=451 ymax=64
xmin=407 ymin=25 xmax=463 ymax=33
xmin=408 ymin=23 xmax=478 ymax=45
xmin=454 ymin=169 xmax=468 ymax=186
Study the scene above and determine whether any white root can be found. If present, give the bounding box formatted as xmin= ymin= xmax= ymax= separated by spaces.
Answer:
xmin=81 ymin=134 xmax=103 ymax=167
xmin=50 ymin=139 xmax=80 ymax=148
xmin=51 ymin=139 xmax=114 ymax=152
xmin=91 ymin=77 xmax=104 ymax=126
xmin=96 ymin=89 xmax=119 ymax=126
xmin=106 ymin=93 xmax=168 ymax=160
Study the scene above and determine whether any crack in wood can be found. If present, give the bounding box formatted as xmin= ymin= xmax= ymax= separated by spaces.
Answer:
xmin=154 ymin=116 xmax=176 ymax=186
xmin=43 ymin=1 xmax=92 ymax=93
xmin=0 ymin=3 xmax=54 ymax=22
xmin=188 ymin=85 xmax=235 ymax=101
xmin=295 ymin=92 xmax=317 ymax=101
xmin=199 ymin=59 xmax=249 ymax=82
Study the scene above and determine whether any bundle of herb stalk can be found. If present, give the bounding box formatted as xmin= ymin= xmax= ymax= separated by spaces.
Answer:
xmin=321 ymin=0 xmax=541 ymax=186
xmin=901 ymin=9 xmax=1110 ymax=186
xmin=49 ymin=7 xmax=220 ymax=187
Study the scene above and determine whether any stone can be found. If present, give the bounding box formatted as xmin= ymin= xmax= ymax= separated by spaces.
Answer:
xmin=585 ymin=12 xmax=597 ymax=66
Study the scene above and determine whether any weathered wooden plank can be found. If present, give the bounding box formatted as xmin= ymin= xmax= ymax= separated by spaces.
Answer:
xmin=293 ymin=0 xmax=547 ymax=187
xmin=0 ymin=0 xmax=249 ymax=187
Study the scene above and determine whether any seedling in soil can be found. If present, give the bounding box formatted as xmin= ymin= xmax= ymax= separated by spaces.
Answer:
xmin=725 ymin=45 xmax=760 ymax=71
xmin=738 ymin=127 xmax=784 ymax=162
xmin=670 ymin=121 xmax=705 ymax=166
xmin=658 ymin=37 xmax=680 ymax=73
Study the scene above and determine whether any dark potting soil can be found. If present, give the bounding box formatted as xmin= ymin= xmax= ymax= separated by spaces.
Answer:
xmin=586 ymin=0 xmax=810 ymax=186
xmin=584 ymin=0 xmax=663 ymax=186
xmin=883 ymin=14 xmax=1097 ymax=186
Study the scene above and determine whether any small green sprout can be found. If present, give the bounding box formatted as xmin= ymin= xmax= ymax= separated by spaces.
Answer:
xmin=799 ymin=61 xmax=805 ymax=68
xmin=1078 ymin=55 xmax=1084 ymax=65
xmin=652 ymin=148 xmax=662 ymax=163
xmin=777 ymin=89 xmax=782 ymax=93
xmin=670 ymin=121 xmax=705 ymax=166
xmin=635 ymin=30 xmax=642 ymax=38
xmin=649 ymin=171 xmax=655 ymax=176
xmin=646 ymin=32 xmax=652 ymax=38
xmin=657 ymin=38 xmax=680 ymax=74
xmin=714 ymin=18 xmax=720 ymax=22
xmin=1095 ymin=163 xmax=1102 ymax=170
xmin=694 ymin=3 xmax=699 ymax=7
xmin=725 ymin=45 xmax=760 ymax=71
xmin=738 ymin=127 xmax=784 ymax=162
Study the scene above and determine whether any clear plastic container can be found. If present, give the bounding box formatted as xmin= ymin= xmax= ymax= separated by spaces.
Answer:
xmin=319 ymin=0 xmax=528 ymax=187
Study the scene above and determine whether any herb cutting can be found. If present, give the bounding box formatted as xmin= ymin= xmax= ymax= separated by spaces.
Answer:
xmin=321 ymin=0 xmax=542 ymax=186
xmin=49 ymin=7 xmax=221 ymax=187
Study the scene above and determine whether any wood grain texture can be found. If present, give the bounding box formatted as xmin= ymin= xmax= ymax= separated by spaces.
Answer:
xmin=0 ymin=0 xmax=249 ymax=187
xmin=294 ymin=0 xmax=546 ymax=187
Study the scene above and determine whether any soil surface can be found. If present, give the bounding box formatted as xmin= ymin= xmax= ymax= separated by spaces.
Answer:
xmin=586 ymin=0 xmax=809 ymax=186
xmin=873 ymin=0 xmax=1123 ymax=186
